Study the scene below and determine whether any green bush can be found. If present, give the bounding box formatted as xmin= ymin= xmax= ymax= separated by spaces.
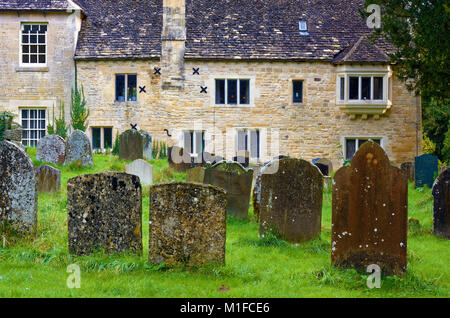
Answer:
xmin=70 ymin=84 xmax=89 ymax=132
xmin=112 ymin=129 xmax=120 ymax=155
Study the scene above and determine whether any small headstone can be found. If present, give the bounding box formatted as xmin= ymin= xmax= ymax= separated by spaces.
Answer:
xmin=186 ymin=166 xmax=205 ymax=183
xmin=139 ymin=130 xmax=152 ymax=160
xmin=35 ymin=165 xmax=61 ymax=193
xmin=168 ymin=146 xmax=191 ymax=171
xmin=0 ymin=141 xmax=37 ymax=233
xmin=204 ymin=161 xmax=254 ymax=219
xmin=65 ymin=130 xmax=93 ymax=166
xmin=36 ymin=134 xmax=66 ymax=165
xmin=415 ymin=154 xmax=438 ymax=188
xmin=4 ymin=129 xmax=22 ymax=142
xmin=432 ymin=168 xmax=450 ymax=239
xmin=67 ymin=172 xmax=142 ymax=255
xmin=258 ymin=158 xmax=323 ymax=243
xmin=119 ymin=129 xmax=144 ymax=161
xmin=149 ymin=182 xmax=226 ymax=266
xmin=400 ymin=162 xmax=415 ymax=182
xmin=332 ymin=142 xmax=407 ymax=276
xmin=312 ymin=158 xmax=333 ymax=176
xmin=126 ymin=159 xmax=153 ymax=186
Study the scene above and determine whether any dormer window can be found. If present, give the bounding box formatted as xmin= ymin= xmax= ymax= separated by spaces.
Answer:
xmin=299 ymin=21 xmax=308 ymax=35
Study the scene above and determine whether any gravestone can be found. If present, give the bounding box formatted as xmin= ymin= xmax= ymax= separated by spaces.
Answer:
xmin=0 ymin=141 xmax=37 ymax=233
xmin=232 ymin=150 xmax=250 ymax=168
xmin=440 ymin=166 xmax=449 ymax=174
xmin=186 ymin=166 xmax=205 ymax=183
xmin=65 ymin=130 xmax=93 ymax=166
xmin=119 ymin=129 xmax=144 ymax=161
xmin=258 ymin=158 xmax=323 ymax=243
xmin=36 ymin=134 xmax=66 ymax=165
xmin=168 ymin=146 xmax=191 ymax=171
xmin=126 ymin=159 xmax=153 ymax=186
xmin=139 ymin=130 xmax=152 ymax=160
xmin=312 ymin=158 xmax=333 ymax=176
xmin=400 ymin=162 xmax=415 ymax=182
xmin=149 ymin=182 xmax=226 ymax=266
xmin=253 ymin=173 xmax=262 ymax=220
xmin=332 ymin=142 xmax=407 ymax=276
xmin=432 ymin=168 xmax=450 ymax=239
xmin=204 ymin=161 xmax=254 ymax=219
xmin=415 ymin=154 xmax=438 ymax=188
xmin=67 ymin=172 xmax=142 ymax=255
xmin=35 ymin=165 xmax=61 ymax=193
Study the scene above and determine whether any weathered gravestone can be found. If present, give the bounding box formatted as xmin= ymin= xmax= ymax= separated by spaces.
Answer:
xmin=65 ymin=130 xmax=93 ymax=166
xmin=440 ymin=166 xmax=449 ymax=174
xmin=312 ymin=158 xmax=333 ymax=176
xmin=233 ymin=150 xmax=250 ymax=168
xmin=36 ymin=134 xmax=66 ymax=165
xmin=432 ymin=168 xmax=450 ymax=239
xmin=204 ymin=161 xmax=254 ymax=219
xmin=126 ymin=159 xmax=153 ymax=186
xmin=35 ymin=165 xmax=61 ymax=193
xmin=119 ymin=129 xmax=144 ymax=161
xmin=400 ymin=162 xmax=415 ymax=182
xmin=67 ymin=172 xmax=142 ymax=255
xmin=415 ymin=154 xmax=438 ymax=188
xmin=0 ymin=141 xmax=37 ymax=233
xmin=332 ymin=142 xmax=407 ymax=276
xmin=168 ymin=146 xmax=191 ymax=171
xmin=258 ymin=158 xmax=323 ymax=243
xmin=139 ymin=130 xmax=152 ymax=160
xmin=149 ymin=182 xmax=226 ymax=266
xmin=186 ymin=166 xmax=205 ymax=183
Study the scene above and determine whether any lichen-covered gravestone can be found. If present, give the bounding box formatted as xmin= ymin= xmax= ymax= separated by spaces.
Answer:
xmin=400 ymin=162 xmax=414 ymax=182
xmin=65 ymin=130 xmax=93 ymax=166
xmin=35 ymin=165 xmax=61 ymax=193
xmin=415 ymin=154 xmax=438 ymax=188
xmin=332 ymin=142 xmax=407 ymax=276
xmin=149 ymin=182 xmax=227 ymax=266
xmin=432 ymin=168 xmax=450 ymax=239
xmin=204 ymin=161 xmax=253 ymax=219
xmin=67 ymin=172 xmax=142 ymax=255
xmin=258 ymin=158 xmax=323 ymax=243
xmin=126 ymin=159 xmax=153 ymax=186
xmin=0 ymin=141 xmax=37 ymax=233
xmin=119 ymin=129 xmax=144 ymax=161
xmin=36 ymin=134 xmax=66 ymax=165
xmin=139 ymin=130 xmax=152 ymax=160
xmin=186 ymin=166 xmax=205 ymax=183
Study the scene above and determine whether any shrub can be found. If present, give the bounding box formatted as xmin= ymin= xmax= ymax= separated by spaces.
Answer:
xmin=112 ymin=129 xmax=120 ymax=155
xmin=70 ymin=84 xmax=89 ymax=132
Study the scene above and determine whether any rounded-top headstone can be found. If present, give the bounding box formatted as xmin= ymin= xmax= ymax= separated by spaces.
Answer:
xmin=119 ymin=129 xmax=144 ymax=161
xmin=126 ymin=159 xmax=153 ymax=186
xmin=36 ymin=134 xmax=66 ymax=165
xmin=139 ymin=130 xmax=152 ymax=160
xmin=432 ymin=168 xmax=450 ymax=239
xmin=65 ymin=130 xmax=93 ymax=166
xmin=415 ymin=154 xmax=438 ymax=188
xmin=0 ymin=141 xmax=37 ymax=233
xmin=35 ymin=165 xmax=61 ymax=193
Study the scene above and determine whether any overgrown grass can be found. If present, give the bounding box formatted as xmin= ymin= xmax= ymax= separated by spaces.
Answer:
xmin=0 ymin=149 xmax=448 ymax=297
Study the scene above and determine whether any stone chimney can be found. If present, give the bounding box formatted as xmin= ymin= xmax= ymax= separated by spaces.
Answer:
xmin=161 ymin=0 xmax=186 ymax=90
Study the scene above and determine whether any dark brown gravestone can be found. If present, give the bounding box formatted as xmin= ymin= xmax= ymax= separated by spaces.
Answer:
xmin=332 ymin=142 xmax=408 ymax=276
xmin=204 ymin=161 xmax=254 ymax=219
xmin=67 ymin=172 xmax=142 ymax=255
xmin=119 ymin=129 xmax=144 ymax=161
xmin=149 ymin=182 xmax=227 ymax=267
xmin=400 ymin=162 xmax=415 ymax=182
xmin=36 ymin=134 xmax=66 ymax=165
xmin=168 ymin=146 xmax=191 ymax=171
xmin=432 ymin=168 xmax=450 ymax=239
xmin=186 ymin=166 xmax=205 ymax=183
xmin=258 ymin=158 xmax=323 ymax=243
xmin=35 ymin=165 xmax=61 ymax=193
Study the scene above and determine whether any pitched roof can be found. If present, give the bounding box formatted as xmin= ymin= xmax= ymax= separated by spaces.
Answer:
xmin=0 ymin=0 xmax=75 ymax=11
xmin=332 ymin=36 xmax=390 ymax=64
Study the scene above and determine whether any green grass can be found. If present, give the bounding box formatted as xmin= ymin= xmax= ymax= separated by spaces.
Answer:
xmin=0 ymin=149 xmax=448 ymax=297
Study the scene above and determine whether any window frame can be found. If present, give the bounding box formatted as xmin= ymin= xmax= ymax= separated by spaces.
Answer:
xmin=337 ymin=73 xmax=388 ymax=104
xmin=115 ymin=74 xmax=137 ymax=102
xmin=183 ymin=130 xmax=205 ymax=157
xmin=19 ymin=22 xmax=48 ymax=68
xmin=343 ymin=137 xmax=383 ymax=160
xmin=214 ymin=78 xmax=252 ymax=106
xmin=235 ymin=128 xmax=261 ymax=160
xmin=90 ymin=127 xmax=113 ymax=150
xmin=292 ymin=80 xmax=304 ymax=104
xmin=20 ymin=108 xmax=47 ymax=147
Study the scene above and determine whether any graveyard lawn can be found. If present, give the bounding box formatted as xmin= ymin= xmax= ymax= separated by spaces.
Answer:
xmin=0 ymin=149 xmax=448 ymax=298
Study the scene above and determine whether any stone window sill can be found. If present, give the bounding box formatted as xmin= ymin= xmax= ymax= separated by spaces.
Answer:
xmin=16 ymin=66 xmax=49 ymax=72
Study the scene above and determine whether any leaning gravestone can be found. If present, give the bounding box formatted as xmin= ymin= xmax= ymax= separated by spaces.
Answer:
xmin=415 ymin=154 xmax=438 ymax=188
xmin=36 ymin=134 xmax=66 ymax=165
xmin=432 ymin=168 xmax=450 ymax=239
xmin=0 ymin=141 xmax=37 ymax=233
xmin=139 ymin=130 xmax=152 ymax=160
xmin=332 ymin=142 xmax=407 ymax=276
xmin=35 ymin=165 xmax=61 ymax=193
xmin=65 ymin=130 xmax=93 ymax=166
xmin=126 ymin=159 xmax=153 ymax=186
xmin=204 ymin=161 xmax=253 ymax=219
xmin=259 ymin=158 xmax=323 ymax=243
xmin=119 ymin=129 xmax=144 ymax=161
xmin=149 ymin=182 xmax=226 ymax=266
xmin=168 ymin=146 xmax=191 ymax=171
xmin=400 ymin=162 xmax=415 ymax=182
xmin=67 ymin=172 xmax=142 ymax=255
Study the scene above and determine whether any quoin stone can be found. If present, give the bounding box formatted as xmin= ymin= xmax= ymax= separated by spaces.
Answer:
xmin=65 ymin=130 xmax=94 ymax=166
xmin=432 ymin=168 xmax=450 ymax=239
xmin=35 ymin=165 xmax=61 ymax=193
xmin=67 ymin=172 xmax=142 ymax=255
xmin=258 ymin=158 xmax=323 ymax=243
xmin=400 ymin=162 xmax=414 ymax=182
xmin=149 ymin=182 xmax=227 ymax=267
xmin=332 ymin=142 xmax=407 ymax=276
xmin=126 ymin=159 xmax=153 ymax=186
xmin=0 ymin=141 xmax=37 ymax=233
xmin=119 ymin=129 xmax=144 ymax=161
xmin=415 ymin=154 xmax=438 ymax=188
xmin=36 ymin=134 xmax=66 ymax=165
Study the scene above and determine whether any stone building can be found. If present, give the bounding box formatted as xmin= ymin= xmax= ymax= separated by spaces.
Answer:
xmin=0 ymin=0 xmax=422 ymax=167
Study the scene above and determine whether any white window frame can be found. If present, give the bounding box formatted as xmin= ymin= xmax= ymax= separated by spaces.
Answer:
xmin=20 ymin=108 xmax=47 ymax=147
xmin=235 ymin=128 xmax=261 ymax=161
xmin=19 ymin=22 xmax=48 ymax=68
xmin=212 ymin=77 xmax=254 ymax=107
xmin=343 ymin=136 xmax=384 ymax=160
